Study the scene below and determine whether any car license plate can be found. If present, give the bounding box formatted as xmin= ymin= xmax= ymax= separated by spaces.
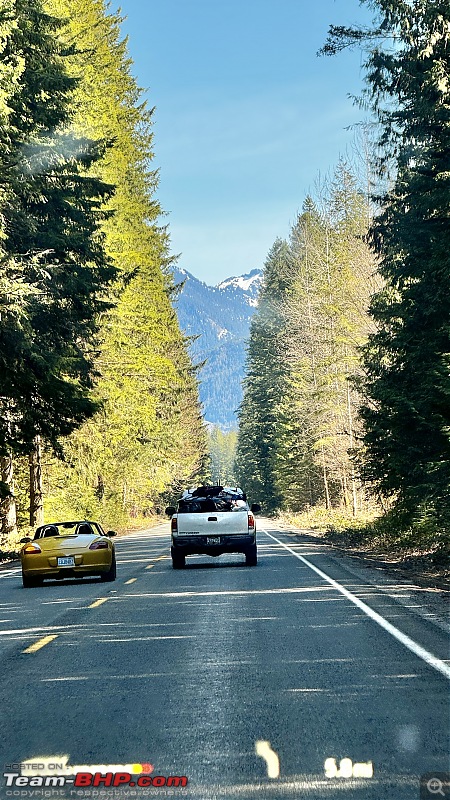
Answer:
xmin=207 ymin=537 xmax=220 ymax=545
xmin=57 ymin=556 xmax=75 ymax=567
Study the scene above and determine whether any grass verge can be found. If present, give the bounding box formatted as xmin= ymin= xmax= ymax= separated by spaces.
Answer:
xmin=282 ymin=506 xmax=450 ymax=590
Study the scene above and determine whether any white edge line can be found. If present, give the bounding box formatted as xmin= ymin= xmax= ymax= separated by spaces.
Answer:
xmin=262 ymin=529 xmax=450 ymax=681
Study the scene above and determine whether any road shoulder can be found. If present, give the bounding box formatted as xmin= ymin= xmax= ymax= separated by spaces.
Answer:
xmin=274 ymin=521 xmax=450 ymax=635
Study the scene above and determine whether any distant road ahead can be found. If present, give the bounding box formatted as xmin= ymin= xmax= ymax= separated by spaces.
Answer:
xmin=0 ymin=520 xmax=448 ymax=799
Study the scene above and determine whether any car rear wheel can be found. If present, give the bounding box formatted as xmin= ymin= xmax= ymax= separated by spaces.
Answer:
xmin=245 ymin=545 xmax=257 ymax=567
xmin=172 ymin=551 xmax=185 ymax=569
xmin=22 ymin=573 xmax=43 ymax=588
xmin=100 ymin=553 xmax=116 ymax=582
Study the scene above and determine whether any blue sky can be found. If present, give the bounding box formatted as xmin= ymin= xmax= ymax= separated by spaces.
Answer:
xmin=119 ymin=1 xmax=374 ymax=284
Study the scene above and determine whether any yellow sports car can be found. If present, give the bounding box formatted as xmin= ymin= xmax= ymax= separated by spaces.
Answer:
xmin=20 ymin=520 xmax=117 ymax=588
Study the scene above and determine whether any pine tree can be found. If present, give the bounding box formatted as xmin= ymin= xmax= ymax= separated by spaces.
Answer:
xmin=323 ymin=1 xmax=450 ymax=522
xmin=237 ymin=168 xmax=375 ymax=516
xmin=275 ymin=172 xmax=375 ymax=514
xmin=235 ymin=239 xmax=293 ymax=510
xmin=40 ymin=0 xmax=207 ymax=522
xmin=0 ymin=0 xmax=115 ymax=456
xmin=0 ymin=0 xmax=117 ymax=537
xmin=276 ymin=198 xmax=331 ymax=510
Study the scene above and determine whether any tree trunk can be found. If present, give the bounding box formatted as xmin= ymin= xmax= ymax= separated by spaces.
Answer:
xmin=322 ymin=451 xmax=331 ymax=510
xmin=29 ymin=437 xmax=44 ymax=528
xmin=0 ymin=454 xmax=18 ymax=540
xmin=96 ymin=474 xmax=105 ymax=502
xmin=341 ymin=472 xmax=349 ymax=508
xmin=346 ymin=376 xmax=358 ymax=517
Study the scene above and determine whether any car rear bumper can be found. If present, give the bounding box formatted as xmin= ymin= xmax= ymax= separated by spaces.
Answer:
xmin=22 ymin=555 xmax=112 ymax=579
xmin=172 ymin=534 xmax=256 ymax=557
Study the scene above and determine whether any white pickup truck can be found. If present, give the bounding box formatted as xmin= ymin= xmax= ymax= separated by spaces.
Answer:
xmin=165 ymin=486 xmax=261 ymax=569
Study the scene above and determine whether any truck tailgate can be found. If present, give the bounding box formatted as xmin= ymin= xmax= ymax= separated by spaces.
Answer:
xmin=177 ymin=510 xmax=248 ymax=536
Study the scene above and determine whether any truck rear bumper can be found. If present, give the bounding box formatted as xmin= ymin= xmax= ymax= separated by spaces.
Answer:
xmin=172 ymin=534 xmax=255 ymax=557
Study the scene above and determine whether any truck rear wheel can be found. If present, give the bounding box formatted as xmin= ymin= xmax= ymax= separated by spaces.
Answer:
xmin=245 ymin=545 xmax=257 ymax=567
xmin=172 ymin=550 xmax=185 ymax=569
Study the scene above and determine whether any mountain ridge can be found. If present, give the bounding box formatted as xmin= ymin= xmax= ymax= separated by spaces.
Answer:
xmin=173 ymin=267 xmax=263 ymax=428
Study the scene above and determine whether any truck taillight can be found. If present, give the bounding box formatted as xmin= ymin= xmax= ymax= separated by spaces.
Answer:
xmin=171 ymin=516 xmax=177 ymax=533
xmin=248 ymin=514 xmax=255 ymax=529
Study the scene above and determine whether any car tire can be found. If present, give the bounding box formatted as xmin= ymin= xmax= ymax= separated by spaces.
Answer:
xmin=100 ymin=553 xmax=116 ymax=582
xmin=22 ymin=573 xmax=42 ymax=588
xmin=172 ymin=552 xmax=185 ymax=569
xmin=245 ymin=545 xmax=257 ymax=567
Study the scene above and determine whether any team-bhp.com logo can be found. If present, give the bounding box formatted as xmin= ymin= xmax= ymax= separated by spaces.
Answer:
xmin=3 ymin=760 xmax=188 ymax=791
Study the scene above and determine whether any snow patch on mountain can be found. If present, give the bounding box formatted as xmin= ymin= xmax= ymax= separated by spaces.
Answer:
xmin=217 ymin=327 xmax=230 ymax=339
xmin=217 ymin=269 xmax=263 ymax=293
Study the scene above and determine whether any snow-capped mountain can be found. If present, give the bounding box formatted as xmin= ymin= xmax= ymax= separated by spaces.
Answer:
xmin=173 ymin=268 xmax=263 ymax=428
xmin=217 ymin=270 xmax=262 ymax=306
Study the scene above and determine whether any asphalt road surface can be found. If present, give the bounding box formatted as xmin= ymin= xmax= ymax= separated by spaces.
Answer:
xmin=0 ymin=519 xmax=448 ymax=800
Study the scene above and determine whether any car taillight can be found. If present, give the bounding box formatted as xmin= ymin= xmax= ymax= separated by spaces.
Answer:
xmin=171 ymin=516 xmax=177 ymax=533
xmin=89 ymin=540 xmax=109 ymax=550
xmin=248 ymin=514 xmax=255 ymax=529
xmin=23 ymin=543 xmax=41 ymax=554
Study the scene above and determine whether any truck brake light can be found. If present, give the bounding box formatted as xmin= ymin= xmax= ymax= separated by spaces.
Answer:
xmin=171 ymin=516 xmax=178 ymax=533
xmin=248 ymin=514 xmax=255 ymax=529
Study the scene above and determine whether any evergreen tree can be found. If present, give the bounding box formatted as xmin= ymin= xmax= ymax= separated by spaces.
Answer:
xmin=275 ymin=198 xmax=331 ymax=510
xmin=235 ymin=239 xmax=292 ymax=510
xmin=236 ymin=168 xmax=375 ymax=516
xmin=0 ymin=0 xmax=115 ymax=456
xmin=276 ymin=171 xmax=375 ymax=513
xmin=40 ymin=0 xmax=207 ymax=522
xmin=323 ymin=1 xmax=450 ymax=521
xmin=0 ymin=0 xmax=117 ymax=538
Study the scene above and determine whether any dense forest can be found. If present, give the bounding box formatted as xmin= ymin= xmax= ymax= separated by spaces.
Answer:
xmin=237 ymin=0 xmax=450 ymax=556
xmin=0 ymin=0 xmax=207 ymax=543
xmin=236 ymin=164 xmax=377 ymax=514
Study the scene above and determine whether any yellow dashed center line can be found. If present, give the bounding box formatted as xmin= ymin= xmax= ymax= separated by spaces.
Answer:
xmin=88 ymin=598 xmax=109 ymax=609
xmin=155 ymin=556 xmax=166 ymax=561
xmin=125 ymin=578 xmax=137 ymax=585
xmin=146 ymin=564 xmax=155 ymax=570
xmin=23 ymin=635 xmax=58 ymax=654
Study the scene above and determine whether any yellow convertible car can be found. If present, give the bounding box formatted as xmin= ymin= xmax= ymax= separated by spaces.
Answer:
xmin=20 ymin=521 xmax=117 ymax=588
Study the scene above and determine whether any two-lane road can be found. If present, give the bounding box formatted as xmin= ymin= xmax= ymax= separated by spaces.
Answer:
xmin=0 ymin=520 xmax=448 ymax=799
